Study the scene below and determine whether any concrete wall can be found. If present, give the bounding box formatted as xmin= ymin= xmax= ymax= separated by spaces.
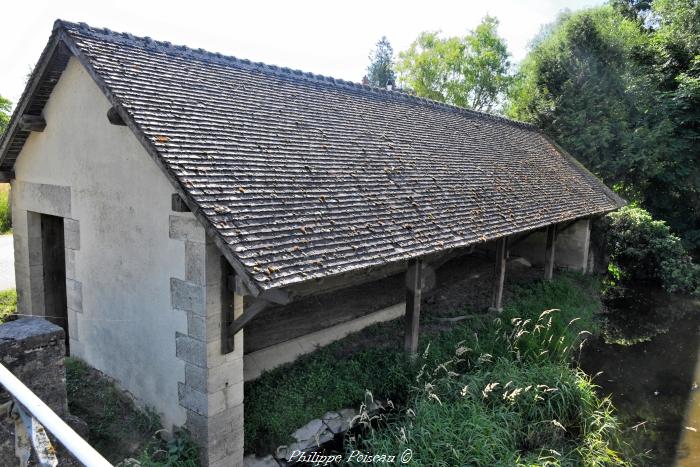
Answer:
xmin=11 ymin=57 xmax=189 ymax=429
xmin=510 ymin=218 xmax=591 ymax=272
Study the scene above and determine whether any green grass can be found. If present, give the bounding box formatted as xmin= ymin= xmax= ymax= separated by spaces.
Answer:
xmin=65 ymin=358 xmax=199 ymax=465
xmin=0 ymin=184 xmax=11 ymax=233
xmin=244 ymin=273 xmax=626 ymax=464
xmin=353 ymin=275 xmax=629 ymax=465
xmin=0 ymin=289 xmax=16 ymax=322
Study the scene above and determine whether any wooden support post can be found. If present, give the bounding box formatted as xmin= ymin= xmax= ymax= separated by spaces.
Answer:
xmin=490 ymin=237 xmax=508 ymax=312
xmin=544 ymin=224 xmax=557 ymax=281
xmin=404 ymin=258 xmax=423 ymax=355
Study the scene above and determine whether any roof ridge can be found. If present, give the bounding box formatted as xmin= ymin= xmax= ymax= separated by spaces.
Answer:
xmin=54 ymin=19 xmax=535 ymax=131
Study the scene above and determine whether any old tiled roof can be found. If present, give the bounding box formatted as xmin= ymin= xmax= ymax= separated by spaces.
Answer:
xmin=0 ymin=20 xmax=625 ymax=295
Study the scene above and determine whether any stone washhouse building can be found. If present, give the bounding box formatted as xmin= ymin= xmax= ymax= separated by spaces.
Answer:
xmin=0 ymin=21 xmax=624 ymax=466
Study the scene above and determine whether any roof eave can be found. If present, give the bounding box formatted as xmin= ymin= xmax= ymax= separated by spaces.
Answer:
xmin=0 ymin=22 xmax=267 ymax=299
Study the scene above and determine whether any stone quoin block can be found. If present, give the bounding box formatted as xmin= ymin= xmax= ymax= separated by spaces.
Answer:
xmin=185 ymin=240 xmax=206 ymax=285
xmin=185 ymin=363 xmax=208 ymax=393
xmin=169 ymin=214 xmax=206 ymax=243
xmin=175 ymin=332 xmax=207 ymax=366
xmin=63 ymin=218 xmax=80 ymax=250
xmin=64 ymin=248 xmax=76 ymax=280
xmin=171 ymin=278 xmax=205 ymax=315
xmin=186 ymin=403 xmax=244 ymax=441
xmin=178 ymin=381 xmax=208 ymax=415
xmin=66 ymin=278 xmax=83 ymax=312
xmin=187 ymin=313 xmax=206 ymax=342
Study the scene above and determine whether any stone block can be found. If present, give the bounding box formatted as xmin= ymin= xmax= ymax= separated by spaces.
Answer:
xmin=67 ymin=309 xmax=80 ymax=341
xmin=28 ymin=235 xmax=43 ymax=266
xmin=205 ymin=243 xmax=224 ymax=285
xmin=10 ymin=208 xmax=27 ymax=236
xmin=175 ymin=332 xmax=206 ymax=366
xmin=66 ymin=278 xmax=83 ymax=312
xmin=186 ymin=241 xmax=206 ymax=285
xmin=169 ymin=215 xmax=206 ymax=243
xmin=187 ymin=313 xmax=206 ymax=342
xmin=26 ymin=210 xmax=42 ymax=238
xmin=208 ymin=425 xmax=244 ymax=464
xmin=14 ymin=181 xmax=71 ymax=218
xmin=185 ymin=363 xmax=208 ymax=393
xmin=207 ymin=357 xmax=244 ymax=394
xmin=171 ymin=278 xmax=205 ymax=315
xmin=186 ymin=402 xmax=243 ymax=442
xmin=178 ymin=382 xmax=208 ymax=415
xmin=64 ymin=248 xmax=76 ymax=279
xmin=64 ymin=218 xmax=80 ymax=250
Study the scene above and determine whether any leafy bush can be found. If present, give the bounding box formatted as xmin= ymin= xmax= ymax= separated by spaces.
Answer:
xmin=0 ymin=185 xmax=11 ymax=233
xmin=605 ymin=206 xmax=700 ymax=295
xmin=0 ymin=289 xmax=16 ymax=322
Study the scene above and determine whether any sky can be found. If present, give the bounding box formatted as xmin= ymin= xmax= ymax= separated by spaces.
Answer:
xmin=1 ymin=0 xmax=604 ymax=106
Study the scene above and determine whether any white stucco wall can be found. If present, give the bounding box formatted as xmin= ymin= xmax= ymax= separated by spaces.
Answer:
xmin=12 ymin=57 xmax=190 ymax=429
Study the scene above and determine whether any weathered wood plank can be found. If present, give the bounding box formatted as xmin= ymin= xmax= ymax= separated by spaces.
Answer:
xmin=490 ymin=237 xmax=508 ymax=312
xmin=171 ymin=193 xmax=190 ymax=212
xmin=404 ymin=258 xmax=424 ymax=354
xmin=544 ymin=224 xmax=557 ymax=281
xmin=244 ymin=272 xmax=405 ymax=353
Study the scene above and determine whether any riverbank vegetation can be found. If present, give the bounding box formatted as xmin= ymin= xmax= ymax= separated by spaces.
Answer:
xmin=245 ymin=274 xmax=634 ymax=464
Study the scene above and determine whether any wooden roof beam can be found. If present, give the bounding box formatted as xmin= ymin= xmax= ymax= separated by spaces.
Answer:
xmin=19 ymin=115 xmax=46 ymax=132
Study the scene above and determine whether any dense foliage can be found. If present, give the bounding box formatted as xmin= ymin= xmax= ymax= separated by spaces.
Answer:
xmin=507 ymin=2 xmax=700 ymax=251
xmin=605 ymin=206 xmax=700 ymax=294
xmin=396 ymin=16 xmax=511 ymax=112
xmin=0 ymin=94 xmax=11 ymax=136
xmin=366 ymin=36 xmax=397 ymax=88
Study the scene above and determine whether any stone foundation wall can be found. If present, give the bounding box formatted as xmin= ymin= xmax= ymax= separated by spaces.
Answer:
xmin=0 ymin=318 xmax=77 ymax=465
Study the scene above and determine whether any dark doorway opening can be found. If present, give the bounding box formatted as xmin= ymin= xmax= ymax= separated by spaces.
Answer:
xmin=41 ymin=213 xmax=68 ymax=352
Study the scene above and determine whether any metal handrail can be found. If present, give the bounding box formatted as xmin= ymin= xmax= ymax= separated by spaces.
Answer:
xmin=0 ymin=363 xmax=112 ymax=466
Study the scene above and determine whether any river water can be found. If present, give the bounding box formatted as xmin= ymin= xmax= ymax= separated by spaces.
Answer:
xmin=580 ymin=290 xmax=700 ymax=466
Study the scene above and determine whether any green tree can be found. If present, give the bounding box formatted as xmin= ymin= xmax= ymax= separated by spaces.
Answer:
xmin=366 ymin=36 xmax=396 ymax=88
xmin=0 ymin=95 xmax=11 ymax=136
xmin=507 ymin=4 xmax=700 ymax=252
xmin=396 ymin=16 xmax=511 ymax=112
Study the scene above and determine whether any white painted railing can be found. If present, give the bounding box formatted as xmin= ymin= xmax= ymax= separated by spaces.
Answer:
xmin=0 ymin=363 xmax=112 ymax=467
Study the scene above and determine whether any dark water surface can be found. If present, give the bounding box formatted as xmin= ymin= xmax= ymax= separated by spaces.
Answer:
xmin=580 ymin=290 xmax=700 ymax=466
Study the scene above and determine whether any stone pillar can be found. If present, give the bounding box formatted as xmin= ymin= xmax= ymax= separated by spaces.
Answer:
xmin=170 ymin=214 xmax=244 ymax=467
